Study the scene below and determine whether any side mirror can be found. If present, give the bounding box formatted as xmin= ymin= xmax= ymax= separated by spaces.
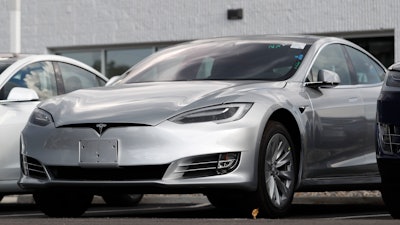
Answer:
xmin=6 ymin=87 xmax=39 ymax=101
xmin=305 ymin=69 xmax=341 ymax=88
xmin=105 ymin=75 xmax=121 ymax=86
xmin=318 ymin=69 xmax=341 ymax=85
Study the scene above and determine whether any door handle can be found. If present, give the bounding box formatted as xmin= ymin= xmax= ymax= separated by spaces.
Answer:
xmin=348 ymin=97 xmax=359 ymax=103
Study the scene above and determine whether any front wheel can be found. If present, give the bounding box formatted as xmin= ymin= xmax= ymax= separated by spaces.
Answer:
xmin=253 ymin=121 xmax=297 ymax=218
xmin=33 ymin=191 xmax=93 ymax=217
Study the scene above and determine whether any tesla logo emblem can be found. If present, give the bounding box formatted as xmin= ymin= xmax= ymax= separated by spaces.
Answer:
xmin=95 ymin=123 xmax=107 ymax=135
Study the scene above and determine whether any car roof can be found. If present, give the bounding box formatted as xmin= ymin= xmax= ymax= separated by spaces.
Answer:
xmin=188 ymin=34 xmax=324 ymax=45
xmin=0 ymin=53 xmax=108 ymax=83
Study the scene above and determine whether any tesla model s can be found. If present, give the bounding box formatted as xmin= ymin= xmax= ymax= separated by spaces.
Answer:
xmin=19 ymin=35 xmax=386 ymax=217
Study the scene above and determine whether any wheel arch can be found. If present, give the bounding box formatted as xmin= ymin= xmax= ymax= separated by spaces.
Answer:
xmin=267 ymin=108 xmax=302 ymax=188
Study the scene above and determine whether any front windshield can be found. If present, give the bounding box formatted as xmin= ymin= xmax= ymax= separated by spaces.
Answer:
xmin=122 ymin=40 xmax=310 ymax=84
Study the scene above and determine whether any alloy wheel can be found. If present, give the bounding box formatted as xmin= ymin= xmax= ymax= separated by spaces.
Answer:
xmin=264 ymin=133 xmax=295 ymax=208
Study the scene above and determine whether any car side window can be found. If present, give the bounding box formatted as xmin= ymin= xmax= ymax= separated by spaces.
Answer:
xmin=0 ymin=61 xmax=57 ymax=100
xmin=344 ymin=46 xmax=385 ymax=84
xmin=308 ymin=44 xmax=351 ymax=85
xmin=58 ymin=62 xmax=105 ymax=93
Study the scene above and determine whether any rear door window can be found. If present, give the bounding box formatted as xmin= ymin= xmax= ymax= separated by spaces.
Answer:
xmin=344 ymin=46 xmax=385 ymax=84
xmin=58 ymin=62 xmax=105 ymax=93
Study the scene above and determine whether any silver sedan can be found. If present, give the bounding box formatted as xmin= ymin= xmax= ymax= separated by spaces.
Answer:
xmin=19 ymin=35 xmax=386 ymax=218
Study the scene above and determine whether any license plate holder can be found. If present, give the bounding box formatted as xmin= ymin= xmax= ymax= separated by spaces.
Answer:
xmin=79 ymin=139 xmax=118 ymax=165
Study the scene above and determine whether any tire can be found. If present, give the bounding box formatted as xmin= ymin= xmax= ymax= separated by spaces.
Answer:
xmin=253 ymin=120 xmax=297 ymax=218
xmin=102 ymin=194 xmax=143 ymax=207
xmin=33 ymin=191 xmax=93 ymax=217
xmin=381 ymin=185 xmax=400 ymax=219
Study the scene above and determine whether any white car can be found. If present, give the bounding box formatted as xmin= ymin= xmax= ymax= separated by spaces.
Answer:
xmin=0 ymin=54 xmax=108 ymax=201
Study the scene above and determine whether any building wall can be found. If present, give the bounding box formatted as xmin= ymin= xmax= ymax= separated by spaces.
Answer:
xmin=0 ymin=0 xmax=399 ymax=60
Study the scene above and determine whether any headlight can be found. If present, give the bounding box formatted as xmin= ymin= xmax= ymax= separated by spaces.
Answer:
xmin=377 ymin=123 xmax=400 ymax=154
xmin=386 ymin=71 xmax=400 ymax=87
xmin=29 ymin=108 xmax=54 ymax=126
xmin=169 ymin=103 xmax=252 ymax=124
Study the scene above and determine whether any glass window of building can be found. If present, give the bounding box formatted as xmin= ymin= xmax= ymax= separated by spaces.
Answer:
xmin=348 ymin=36 xmax=394 ymax=68
xmin=54 ymin=45 xmax=171 ymax=78
xmin=106 ymin=48 xmax=153 ymax=78
xmin=57 ymin=51 xmax=102 ymax=73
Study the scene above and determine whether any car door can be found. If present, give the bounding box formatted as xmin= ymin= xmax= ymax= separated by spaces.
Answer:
xmin=343 ymin=45 xmax=386 ymax=173
xmin=303 ymin=43 xmax=370 ymax=179
xmin=0 ymin=61 xmax=58 ymax=187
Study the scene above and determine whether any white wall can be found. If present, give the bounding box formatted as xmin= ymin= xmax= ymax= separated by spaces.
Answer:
xmin=1 ymin=0 xmax=399 ymax=60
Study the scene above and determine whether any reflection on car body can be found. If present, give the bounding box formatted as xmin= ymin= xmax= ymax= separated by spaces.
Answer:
xmin=19 ymin=35 xmax=386 ymax=218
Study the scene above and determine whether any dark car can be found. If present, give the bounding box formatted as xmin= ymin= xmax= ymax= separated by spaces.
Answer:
xmin=377 ymin=62 xmax=400 ymax=218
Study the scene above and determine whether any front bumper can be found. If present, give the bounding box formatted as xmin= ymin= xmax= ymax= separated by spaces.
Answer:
xmin=376 ymin=90 xmax=400 ymax=157
xmin=376 ymin=90 xmax=400 ymax=187
xmin=19 ymin=109 xmax=265 ymax=193
xmin=18 ymin=172 xmax=255 ymax=194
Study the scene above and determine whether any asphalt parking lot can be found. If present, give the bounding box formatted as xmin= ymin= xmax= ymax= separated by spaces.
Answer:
xmin=0 ymin=191 xmax=389 ymax=218
xmin=1 ymin=190 xmax=384 ymax=205
xmin=0 ymin=191 xmax=397 ymax=225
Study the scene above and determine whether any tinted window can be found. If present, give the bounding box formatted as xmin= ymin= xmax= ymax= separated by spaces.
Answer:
xmin=345 ymin=46 xmax=385 ymax=84
xmin=123 ymin=41 xmax=310 ymax=83
xmin=309 ymin=44 xmax=351 ymax=85
xmin=0 ymin=61 xmax=57 ymax=100
xmin=58 ymin=62 xmax=105 ymax=93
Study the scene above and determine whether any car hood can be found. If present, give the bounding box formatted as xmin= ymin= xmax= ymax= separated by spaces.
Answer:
xmin=39 ymin=81 xmax=286 ymax=126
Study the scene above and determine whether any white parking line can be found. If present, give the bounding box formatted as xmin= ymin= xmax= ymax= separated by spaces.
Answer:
xmin=333 ymin=213 xmax=390 ymax=220
xmin=0 ymin=213 xmax=43 ymax=218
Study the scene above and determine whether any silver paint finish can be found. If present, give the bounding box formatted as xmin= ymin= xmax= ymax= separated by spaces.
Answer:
xmin=19 ymin=36 xmax=384 ymax=193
